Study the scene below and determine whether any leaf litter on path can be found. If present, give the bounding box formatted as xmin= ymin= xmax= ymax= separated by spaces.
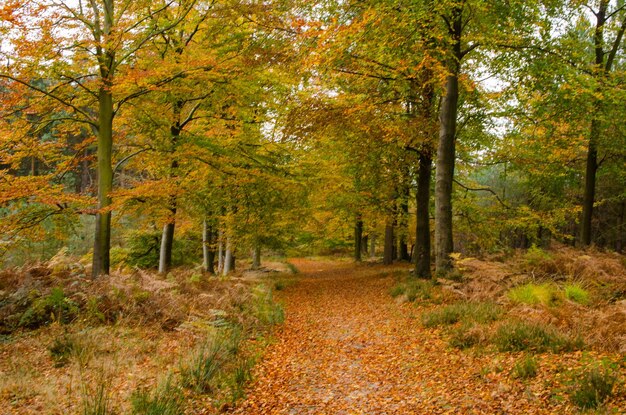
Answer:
xmin=229 ymin=259 xmax=624 ymax=415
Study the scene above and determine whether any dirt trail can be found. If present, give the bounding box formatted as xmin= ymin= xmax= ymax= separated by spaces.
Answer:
xmin=230 ymin=259 xmax=577 ymax=415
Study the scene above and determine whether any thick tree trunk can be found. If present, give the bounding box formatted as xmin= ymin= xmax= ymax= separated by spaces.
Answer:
xmin=252 ymin=241 xmax=261 ymax=269
xmin=415 ymin=150 xmax=432 ymax=278
xmin=159 ymin=215 xmax=175 ymax=274
xmin=434 ymin=71 xmax=459 ymax=274
xmin=203 ymin=219 xmax=216 ymax=274
xmin=92 ymin=86 xmax=114 ymax=277
xmin=434 ymin=8 xmax=462 ymax=276
xmin=383 ymin=222 xmax=394 ymax=265
xmin=354 ymin=215 xmax=363 ymax=262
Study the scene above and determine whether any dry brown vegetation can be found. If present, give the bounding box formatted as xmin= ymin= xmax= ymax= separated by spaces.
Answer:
xmin=0 ymin=252 xmax=289 ymax=414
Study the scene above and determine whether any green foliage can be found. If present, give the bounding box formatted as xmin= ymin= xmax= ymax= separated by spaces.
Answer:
xmin=507 ymin=283 xmax=560 ymax=306
xmin=564 ymin=283 xmax=590 ymax=305
xmin=512 ymin=355 xmax=538 ymax=379
xmin=391 ymin=279 xmax=436 ymax=302
xmin=19 ymin=287 xmax=79 ymax=328
xmin=285 ymin=262 xmax=299 ymax=274
xmin=523 ymin=244 xmax=552 ymax=267
xmin=49 ymin=334 xmax=82 ymax=367
xmin=131 ymin=377 xmax=184 ymax=415
xmin=251 ymin=285 xmax=284 ymax=327
xmin=493 ymin=321 xmax=583 ymax=353
xmin=422 ymin=302 xmax=502 ymax=328
xmin=81 ymin=375 xmax=112 ymax=415
xmin=569 ymin=363 xmax=617 ymax=410
xmin=229 ymin=357 xmax=254 ymax=402
xmin=180 ymin=336 xmax=227 ymax=393
xmin=448 ymin=325 xmax=484 ymax=349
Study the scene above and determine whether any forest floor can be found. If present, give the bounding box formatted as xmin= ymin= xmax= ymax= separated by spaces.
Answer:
xmin=230 ymin=257 xmax=626 ymax=415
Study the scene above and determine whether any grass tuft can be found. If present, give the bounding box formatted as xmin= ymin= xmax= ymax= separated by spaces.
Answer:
xmin=422 ymin=302 xmax=501 ymax=328
xmin=507 ymin=283 xmax=560 ymax=306
xmin=493 ymin=320 xmax=583 ymax=353
xmin=131 ymin=377 xmax=184 ymax=415
xmin=512 ymin=355 xmax=538 ymax=379
xmin=569 ymin=364 xmax=617 ymax=410
xmin=564 ymin=283 xmax=590 ymax=305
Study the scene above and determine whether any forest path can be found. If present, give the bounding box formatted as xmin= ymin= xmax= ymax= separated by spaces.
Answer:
xmin=229 ymin=259 xmax=557 ymax=415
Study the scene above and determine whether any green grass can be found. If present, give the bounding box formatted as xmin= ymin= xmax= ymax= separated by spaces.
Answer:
xmin=422 ymin=302 xmax=502 ymax=328
xmin=569 ymin=365 xmax=617 ymax=410
xmin=180 ymin=336 xmax=227 ymax=393
xmin=390 ymin=279 xmax=436 ymax=302
xmin=448 ymin=324 xmax=484 ymax=349
xmin=493 ymin=320 xmax=584 ymax=353
xmin=507 ymin=283 xmax=560 ymax=306
xmin=131 ymin=377 xmax=184 ymax=415
xmin=564 ymin=283 xmax=590 ymax=305
xmin=512 ymin=355 xmax=538 ymax=379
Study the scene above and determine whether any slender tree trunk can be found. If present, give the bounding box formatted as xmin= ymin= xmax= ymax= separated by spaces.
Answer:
xmin=434 ymin=9 xmax=462 ymax=275
xmin=415 ymin=150 xmax=432 ymax=278
xmin=370 ymin=232 xmax=376 ymax=258
xmin=252 ymin=240 xmax=261 ymax=269
xmin=354 ymin=214 xmax=363 ymax=262
xmin=92 ymin=85 xmax=114 ymax=277
xmin=217 ymin=229 xmax=224 ymax=274
xmin=399 ymin=179 xmax=410 ymax=261
xmin=223 ymin=235 xmax=233 ymax=276
xmin=159 ymin=213 xmax=175 ymax=274
xmin=383 ymin=222 xmax=394 ymax=265
xmin=203 ymin=219 xmax=216 ymax=274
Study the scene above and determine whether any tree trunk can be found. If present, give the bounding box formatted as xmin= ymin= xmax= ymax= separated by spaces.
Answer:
xmin=92 ymin=85 xmax=114 ymax=277
xmin=203 ymin=219 xmax=216 ymax=274
xmin=218 ymin=229 xmax=224 ymax=274
xmin=434 ymin=9 xmax=462 ymax=275
xmin=223 ymin=235 xmax=233 ymax=276
xmin=399 ymin=180 xmax=410 ymax=261
xmin=383 ymin=222 xmax=394 ymax=265
xmin=159 ymin=214 xmax=175 ymax=274
xmin=370 ymin=233 xmax=376 ymax=258
xmin=617 ymin=201 xmax=625 ymax=253
xmin=415 ymin=150 xmax=432 ymax=278
xmin=252 ymin=241 xmax=261 ymax=269
xmin=354 ymin=215 xmax=363 ymax=262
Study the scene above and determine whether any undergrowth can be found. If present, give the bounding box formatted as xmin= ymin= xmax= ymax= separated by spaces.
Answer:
xmin=422 ymin=302 xmax=502 ymax=328
xmin=569 ymin=362 xmax=618 ymax=410
xmin=493 ymin=320 xmax=583 ymax=353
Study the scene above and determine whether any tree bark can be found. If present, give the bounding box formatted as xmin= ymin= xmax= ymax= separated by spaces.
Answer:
xmin=354 ymin=215 xmax=363 ymax=262
xmin=252 ymin=241 xmax=261 ymax=269
xmin=159 ymin=213 xmax=175 ymax=274
xmin=370 ymin=232 xmax=376 ymax=258
xmin=218 ymin=229 xmax=224 ymax=274
xmin=383 ymin=222 xmax=394 ymax=265
xmin=92 ymin=83 xmax=114 ymax=277
xmin=399 ymin=179 xmax=410 ymax=261
xmin=203 ymin=219 xmax=216 ymax=274
xmin=223 ymin=234 xmax=233 ymax=276
xmin=434 ymin=7 xmax=462 ymax=275
xmin=415 ymin=150 xmax=432 ymax=278
xmin=91 ymin=0 xmax=115 ymax=278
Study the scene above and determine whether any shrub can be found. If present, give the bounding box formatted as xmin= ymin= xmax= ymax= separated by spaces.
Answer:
xmin=507 ymin=283 xmax=560 ymax=306
xmin=422 ymin=302 xmax=501 ymax=328
xmin=389 ymin=284 xmax=405 ymax=298
xmin=131 ymin=377 xmax=184 ymax=415
xmin=49 ymin=334 xmax=83 ymax=367
xmin=512 ymin=355 xmax=538 ymax=379
xmin=524 ymin=244 xmax=552 ymax=267
xmin=493 ymin=321 xmax=583 ymax=353
xmin=19 ymin=287 xmax=79 ymax=328
xmin=564 ymin=283 xmax=590 ymax=305
xmin=570 ymin=364 xmax=617 ymax=409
